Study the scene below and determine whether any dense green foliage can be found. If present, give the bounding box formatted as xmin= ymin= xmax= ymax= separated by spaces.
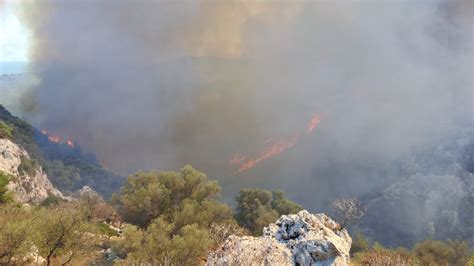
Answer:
xmin=0 ymin=201 xmax=111 ymax=265
xmin=114 ymin=220 xmax=215 ymax=265
xmin=0 ymin=162 xmax=472 ymax=265
xmin=113 ymin=165 xmax=228 ymax=228
xmin=0 ymin=171 xmax=13 ymax=204
xmin=111 ymin=166 xmax=243 ymax=264
xmin=235 ymin=188 xmax=302 ymax=235
xmin=0 ymin=121 xmax=13 ymax=139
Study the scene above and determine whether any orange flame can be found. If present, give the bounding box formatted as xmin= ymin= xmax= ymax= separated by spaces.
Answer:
xmin=41 ymin=129 xmax=76 ymax=149
xmin=307 ymin=115 xmax=321 ymax=133
xmin=48 ymin=135 xmax=61 ymax=143
xmin=66 ymin=139 xmax=75 ymax=148
xmin=231 ymin=114 xmax=321 ymax=173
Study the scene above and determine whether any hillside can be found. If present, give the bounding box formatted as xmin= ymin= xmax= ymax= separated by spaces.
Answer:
xmin=0 ymin=105 xmax=124 ymax=198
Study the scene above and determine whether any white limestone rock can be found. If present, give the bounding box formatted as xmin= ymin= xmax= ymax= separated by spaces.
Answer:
xmin=208 ymin=210 xmax=352 ymax=266
xmin=74 ymin=185 xmax=104 ymax=202
xmin=0 ymin=138 xmax=64 ymax=203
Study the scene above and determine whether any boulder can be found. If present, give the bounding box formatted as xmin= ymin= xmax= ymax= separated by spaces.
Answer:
xmin=74 ymin=185 xmax=104 ymax=202
xmin=208 ymin=210 xmax=351 ymax=266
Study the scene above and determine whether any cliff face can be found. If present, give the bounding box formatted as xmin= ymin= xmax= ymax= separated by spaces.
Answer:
xmin=0 ymin=138 xmax=64 ymax=203
xmin=208 ymin=210 xmax=352 ymax=266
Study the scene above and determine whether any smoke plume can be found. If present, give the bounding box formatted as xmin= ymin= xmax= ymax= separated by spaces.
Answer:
xmin=9 ymin=0 xmax=474 ymax=245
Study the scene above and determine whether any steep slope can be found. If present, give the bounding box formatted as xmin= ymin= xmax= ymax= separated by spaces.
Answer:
xmin=0 ymin=105 xmax=124 ymax=198
xmin=0 ymin=138 xmax=64 ymax=203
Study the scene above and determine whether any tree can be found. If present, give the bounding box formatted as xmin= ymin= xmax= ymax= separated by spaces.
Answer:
xmin=330 ymin=197 xmax=366 ymax=229
xmin=112 ymin=165 xmax=238 ymax=264
xmin=32 ymin=204 xmax=100 ymax=265
xmin=0 ymin=205 xmax=31 ymax=264
xmin=235 ymin=189 xmax=302 ymax=235
xmin=113 ymin=165 xmax=224 ymax=228
xmin=114 ymin=218 xmax=215 ymax=265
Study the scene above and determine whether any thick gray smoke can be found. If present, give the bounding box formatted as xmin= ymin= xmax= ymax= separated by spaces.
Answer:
xmin=11 ymin=0 xmax=474 ymax=245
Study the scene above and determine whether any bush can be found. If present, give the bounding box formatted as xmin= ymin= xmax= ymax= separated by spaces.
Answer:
xmin=0 ymin=202 xmax=105 ymax=265
xmin=0 ymin=204 xmax=31 ymax=264
xmin=235 ymin=188 xmax=302 ymax=235
xmin=32 ymin=203 xmax=102 ymax=265
xmin=112 ymin=166 xmax=241 ymax=264
xmin=352 ymin=243 xmax=415 ymax=265
xmin=18 ymin=155 xmax=38 ymax=177
xmin=351 ymin=237 xmax=474 ymax=266
xmin=96 ymin=222 xmax=117 ymax=237
xmin=412 ymin=239 xmax=471 ymax=266
xmin=43 ymin=160 xmax=81 ymax=192
xmin=0 ymin=121 xmax=13 ymax=139
xmin=0 ymin=171 xmax=13 ymax=204
xmin=114 ymin=220 xmax=213 ymax=265
xmin=113 ymin=165 xmax=226 ymax=228
xmin=350 ymin=232 xmax=370 ymax=256
xmin=40 ymin=193 xmax=63 ymax=207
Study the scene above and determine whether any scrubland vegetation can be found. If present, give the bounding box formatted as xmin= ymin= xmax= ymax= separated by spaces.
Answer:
xmin=351 ymin=234 xmax=473 ymax=265
xmin=0 ymin=106 xmax=472 ymax=265
xmin=0 ymin=165 xmax=472 ymax=265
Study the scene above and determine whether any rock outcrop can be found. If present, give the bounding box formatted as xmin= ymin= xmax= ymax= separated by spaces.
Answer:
xmin=0 ymin=138 xmax=64 ymax=203
xmin=74 ymin=185 xmax=104 ymax=202
xmin=208 ymin=210 xmax=352 ymax=266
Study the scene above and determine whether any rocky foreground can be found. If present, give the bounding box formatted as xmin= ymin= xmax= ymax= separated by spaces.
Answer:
xmin=208 ymin=210 xmax=352 ymax=266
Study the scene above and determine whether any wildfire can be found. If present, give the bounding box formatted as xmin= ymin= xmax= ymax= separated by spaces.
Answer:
xmin=41 ymin=129 xmax=75 ymax=149
xmin=48 ymin=135 xmax=61 ymax=143
xmin=66 ymin=139 xmax=75 ymax=148
xmin=307 ymin=115 xmax=321 ymax=133
xmin=230 ymin=114 xmax=321 ymax=173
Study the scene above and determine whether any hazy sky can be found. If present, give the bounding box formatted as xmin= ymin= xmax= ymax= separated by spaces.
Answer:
xmin=0 ymin=0 xmax=30 ymax=74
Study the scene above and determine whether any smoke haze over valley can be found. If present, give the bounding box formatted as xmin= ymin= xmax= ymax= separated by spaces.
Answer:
xmin=1 ymin=0 xmax=473 ymax=246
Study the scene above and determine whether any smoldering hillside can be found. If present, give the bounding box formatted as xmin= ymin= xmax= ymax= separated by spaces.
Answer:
xmin=10 ymin=0 xmax=474 ymax=246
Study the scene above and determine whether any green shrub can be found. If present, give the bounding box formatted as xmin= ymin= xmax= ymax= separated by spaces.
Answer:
xmin=112 ymin=166 xmax=240 ymax=264
xmin=352 ymin=243 xmax=415 ymax=265
xmin=40 ymin=193 xmax=62 ymax=207
xmin=0 ymin=204 xmax=31 ymax=264
xmin=113 ymin=165 xmax=228 ymax=228
xmin=0 ymin=171 xmax=13 ymax=204
xmin=350 ymin=232 xmax=370 ymax=256
xmin=0 ymin=121 xmax=13 ymax=139
xmin=235 ymin=188 xmax=302 ymax=235
xmin=352 ymin=238 xmax=473 ymax=266
xmin=467 ymin=254 xmax=474 ymax=266
xmin=96 ymin=222 xmax=117 ymax=237
xmin=412 ymin=239 xmax=471 ymax=266
xmin=18 ymin=155 xmax=38 ymax=177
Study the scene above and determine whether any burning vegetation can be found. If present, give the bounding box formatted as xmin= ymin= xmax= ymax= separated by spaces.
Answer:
xmin=40 ymin=129 xmax=75 ymax=148
xmin=231 ymin=114 xmax=321 ymax=173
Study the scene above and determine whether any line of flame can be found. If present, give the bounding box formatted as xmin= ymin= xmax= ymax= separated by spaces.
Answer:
xmin=230 ymin=114 xmax=321 ymax=173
